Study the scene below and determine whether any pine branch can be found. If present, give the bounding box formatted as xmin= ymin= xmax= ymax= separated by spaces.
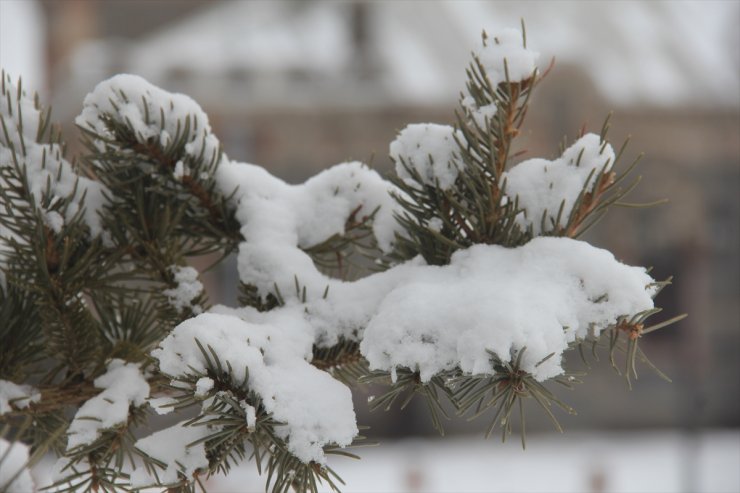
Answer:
xmin=142 ymin=341 xmax=360 ymax=493
xmin=302 ymin=205 xmax=384 ymax=280
xmin=361 ymin=368 xmax=456 ymax=435
xmin=311 ymin=341 xmax=370 ymax=385
xmin=0 ymin=25 xmax=684 ymax=493
xmin=451 ymin=348 xmax=578 ymax=447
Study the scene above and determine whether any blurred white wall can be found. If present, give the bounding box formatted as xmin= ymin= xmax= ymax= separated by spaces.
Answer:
xmin=0 ymin=0 xmax=47 ymax=94
xmin=108 ymin=1 xmax=740 ymax=109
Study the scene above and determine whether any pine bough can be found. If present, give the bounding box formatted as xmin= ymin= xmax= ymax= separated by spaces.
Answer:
xmin=0 ymin=27 xmax=683 ymax=493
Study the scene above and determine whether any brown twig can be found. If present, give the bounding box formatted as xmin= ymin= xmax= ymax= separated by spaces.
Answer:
xmin=311 ymin=350 xmax=363 ymax=371
xmin=565 ymin=171 xmax=616 ymax=237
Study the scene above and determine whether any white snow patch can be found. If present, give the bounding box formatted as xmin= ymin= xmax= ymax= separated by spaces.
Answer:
xmin=215 ymin=158 xmax=404 ymax=345
xmin=478 ymin=28 xmax=539 ymax=86
xmin=147 ymin=395 xmax=177 ymax=415
xmin=173 ymin=160 xmax=189 ymax=180
xmin=217 ymin=159 xmax=402 ymax=254
xmin=66 ymin=360 xmax=150 ymax=450
xmin=390 ymin=123 xmax=465 ymax=190
xmin=194 ymin=377 xmax=214 ymax=398
xmin=152 ymin=312 xmax=358 ymax=464
xmin=360 ymin=237 xmax=655 ymax=382
xmin=1 ymin=74 xmax=108 ymax=236
xmin=42 ymin=211 xmax=64 ymax=234
xmin=209 ymin=234 xmax=653 ymax=383
xmin=163 ymin=265 xmax=204 ymax=313
xmin=463 ymin=27 xmax=539 ymax=125
xmin=504 ymin=133 xmax=616 ymax=235
xmin=0 ymin=380 xmax=40 ymax=415
xmin=428 ymin=217 xmax=444 ymax=232
xmin=183 ymin=237 xmax=653 ymax=418
xmin=241 ymin=401 xmax=257 ymax=429
xmin=76 ymin=73 xmax=221 ymax=174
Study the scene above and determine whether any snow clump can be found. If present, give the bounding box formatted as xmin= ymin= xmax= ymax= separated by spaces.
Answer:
xmin=163 ymin=265 xmax=204 ymax=314
xmin=151 ymin=312 xmax=358 ymax=464
xmin=76 ymin=74 xmax=221 ymax=166
xmin=360 ymin=237 xmax=655 ymax=382
xmin=462 ymin=27 xmax=540 ymax=126
xmin=215 ymin=159 xmax=404 ymax=314
xmin=390 ymin=123 xmax=465 ymax=190
xmin=504 ymin=133 xmax=616 ymax=234
xmin=0 ymin=380 xmax=40 ymax=415
xmin=0 ymin=73 xmax=107 ymax=236
xmin=66 ymin=360 xmax=150 ymax=450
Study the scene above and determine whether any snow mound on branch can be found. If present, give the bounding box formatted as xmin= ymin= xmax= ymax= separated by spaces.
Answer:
xmin=216 ymin=158 xmax=404 ymax=332
xmin=217 ymin=160 xmax=401 ymax=254
xmin=163 ymin=265 xmax=203 ymax=314
xmin=77 ymin=75 xmax=403 ymax=262
xmin=478 ymin=28 xmax=540 ymax=86
xmin=360 ymin=237 xmax=655 ymax=382
xmin=214 ymin=236 xmax=653 ymax=384
xmin=66 ymin=360 xmax=150 ymax=450
xmin=152 ymin=312 xmax=358 ymax=464
xmin=76 ymin=72 xmax=405 ymax=347
xmin=151 ymin=236 xmax=654 ymax=455
xmin=390 ymin=123 xmax=465 ymax=190
xmin=462 ymin=27 xmax=540 ymax=125
xmin=0 ymin=380 xmax=40 ymax=415
xmin=76 ymin=73 xmax=221 ymax=168
xmin=504 ymin=133 xmax=616 ymax=235
xmin=0 ymin=438 xmax=34 ymax=493
xmin=0 ymin=73 xmax=107 ymax=236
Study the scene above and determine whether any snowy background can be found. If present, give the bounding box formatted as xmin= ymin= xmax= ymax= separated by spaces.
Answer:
xmin=24 ymin=430 xmax=739 ymax=493
xmin=1 ymin=1 xmax=739 ymax=492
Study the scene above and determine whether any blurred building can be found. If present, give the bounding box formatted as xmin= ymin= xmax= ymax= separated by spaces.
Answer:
xmin=24 ymin=0 xmax=740 ymax=433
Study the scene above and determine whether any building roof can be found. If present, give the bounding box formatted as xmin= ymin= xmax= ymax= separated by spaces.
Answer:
xmin=78 ymin=1 xmax=740 ymax=109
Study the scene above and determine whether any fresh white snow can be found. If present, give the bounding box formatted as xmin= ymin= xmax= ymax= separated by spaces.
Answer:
xmin=76 ymin=74 xmax=221 ymax=170
xmin=0 ymin=73 xmax=107 ymax=237
xmin=0 ymin=380 xmax=40 ymax=415
xmin=194 ymin=377 xmax=215 ymax=398
xmin=163 ymin=265 xmax=204 ymax=314
xmin=504 ymin=133 xmax=616 ymax=234
xmin=152 ymin=312 xmax=358 ymax=464
xmin=217 ymin=159 xmax=402 ymax=254
xmin=390 ymin=123 xmax=465 ymax=190
xmin=360 ymin=237 xmax=654 ymax=382
xmin=477 ymin=28 xmax=540 ymax=86
xmin=66 ymin=360 xmax=150 ymax=450
xmin=462 ymin=28 xmax=540 ymax=126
